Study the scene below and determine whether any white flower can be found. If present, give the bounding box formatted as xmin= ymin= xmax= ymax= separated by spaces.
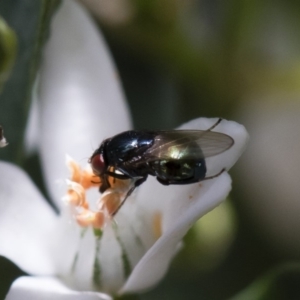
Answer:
xmin=1 ymin=0 xmax=249 ymax=299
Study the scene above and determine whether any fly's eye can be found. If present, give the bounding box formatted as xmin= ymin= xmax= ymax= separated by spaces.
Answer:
xmin=91 ymin=154 xmax=105 ymax=174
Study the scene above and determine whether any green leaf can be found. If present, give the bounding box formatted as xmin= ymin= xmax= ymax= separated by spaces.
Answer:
xmin=114 ymin=294 xmax=140 ymax=300
xmin=0 ymin=0 xmax=60 ymax=164
xmin=229 ymin=263 xmax=300 ymax=300
xmin=0 ymin=17 xmax=17 ymax=92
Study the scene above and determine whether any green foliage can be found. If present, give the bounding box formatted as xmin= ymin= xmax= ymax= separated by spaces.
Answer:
xmin=0 ymin=17 xmax=17 ymax=92
xmin=0 ymin=0 xmax=60 ymax=164
xmin=230 ymin=263 xmax=300 ymax=300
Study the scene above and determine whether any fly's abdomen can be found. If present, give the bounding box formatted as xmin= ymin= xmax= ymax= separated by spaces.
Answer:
xmin=150 ymin=159 xmax=206 ymax=182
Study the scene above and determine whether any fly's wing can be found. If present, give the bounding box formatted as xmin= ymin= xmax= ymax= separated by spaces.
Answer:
xmin=140 ymin=130 xmax=234 ymax=162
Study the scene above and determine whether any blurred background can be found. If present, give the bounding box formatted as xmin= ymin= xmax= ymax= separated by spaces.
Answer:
xmin=1 ymin=0 xmax=300 ymax=299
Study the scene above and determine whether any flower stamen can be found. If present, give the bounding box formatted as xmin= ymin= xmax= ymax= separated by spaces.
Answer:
xmin=66 ymin=154 xmax=101 ymax=189
xmin=152 ymin=211 xmax=163 ymax=240
xmin=76 ymin=209 xmax=105 ymax=229
xmin=64 ymin=155 xmax=133 ymax=231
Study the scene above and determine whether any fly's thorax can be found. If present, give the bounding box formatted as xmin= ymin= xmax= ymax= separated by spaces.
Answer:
xmin=105 ymin=131 xmax=155 ymax=164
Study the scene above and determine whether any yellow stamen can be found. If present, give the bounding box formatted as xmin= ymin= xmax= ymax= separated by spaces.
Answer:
xmin=65 ymin=180 xmax=87 ymax=206
xmin=66 ymin=155 xmax=82 ymax=183
xmin=92 ymin=211 xmax=105 ymax=229
xmin=66 ymin=154 xmax=101 ymax=189
xmin=81 ymin=169 xmax=101 ymax=189
xmin=152 ymin=211 xmax=163 ymax=240
xmin=64 ymin=156 xmax=134 ymax=230
xmin=76 ymin=209 xmax=105 ymax=229
xmin=76 ymin=209 xmax=95 ymax=227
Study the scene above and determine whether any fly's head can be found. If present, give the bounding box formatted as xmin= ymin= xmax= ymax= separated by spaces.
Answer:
xmin=90 ymin=142 xmax=107 ymax=177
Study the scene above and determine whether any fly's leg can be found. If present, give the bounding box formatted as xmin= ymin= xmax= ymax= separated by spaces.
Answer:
xmin=206 ymin=118 xmax=222 ymax=132
xmin=203 ymin=168 xmax=225 ymax=181
xmin=111 ymin=175 xmax=148 ymax=217
xmin=99 ymin=174 xmax=111 ymax=193
xmin=112 ymin=166 xmax=116 ymax=184
xmin=156 ymin=177 xmax=170 ymax=185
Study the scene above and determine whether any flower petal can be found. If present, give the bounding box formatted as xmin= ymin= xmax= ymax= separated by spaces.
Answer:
xmin=121 ymin=172 xmax=232 ymax=293
xmin=0 ymin=162 xmax=58 ymax=275
xmin=24 ymin=84 xmax=39 ymax=155
xmin=5 ymin=276 xmax=112 ymax=300
xmin=38 ymin=0 xmax=131 ymax=209
xmin=50 ymin=213 xmax=97 ymax=291
xmin=120 ymin=117 xmax=247 ymax=293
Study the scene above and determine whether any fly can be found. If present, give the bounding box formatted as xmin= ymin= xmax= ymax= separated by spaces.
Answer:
xmin=90 ymin=118 xmax=234 ymax=216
